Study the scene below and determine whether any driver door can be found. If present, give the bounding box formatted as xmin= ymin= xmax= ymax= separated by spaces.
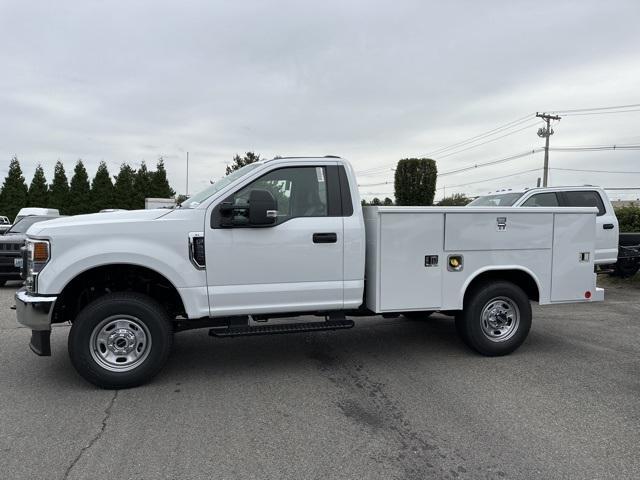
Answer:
xmin=205 ymin=164 xmax=344 ymax=316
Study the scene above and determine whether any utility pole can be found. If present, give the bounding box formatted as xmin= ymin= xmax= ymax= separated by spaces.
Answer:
xmin=536 ymin=112 xmax=561 ymax=187
xmin=186 ymin=151 xmax=189 ymax=196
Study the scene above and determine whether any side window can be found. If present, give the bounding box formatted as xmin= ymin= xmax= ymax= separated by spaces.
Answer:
xmin=562 ymin=191 xmax=606 ymax=216
xmin=522 ymin=192 xmax=559 ymax=207
xmin=232 ymin=166 xmax=328 ymax=224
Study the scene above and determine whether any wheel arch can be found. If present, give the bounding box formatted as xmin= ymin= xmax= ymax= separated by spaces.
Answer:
xmin=462 ymin=267 xmax=541 ymax=306
xmin=51 ymin=263 xmax=187 ymax=324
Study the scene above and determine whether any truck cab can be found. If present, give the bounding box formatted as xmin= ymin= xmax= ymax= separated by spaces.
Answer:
xmin=468 ymin=186 xmax=619 ymax=265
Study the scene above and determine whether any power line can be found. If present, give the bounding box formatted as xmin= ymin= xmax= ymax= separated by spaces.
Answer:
xmin=549 ymin=145 xmax=640 ymax=151
xmin=551 ymin=167 xmax=640 ymax=174
xmin=421 ymin=114 xmax=535 ymax=157
xmin=561 ymin=108 xmax=640 ymax=117
xmin=358 ymin=181 xmax=392 ymax=187
xmin=546 ymin=143 xmax=640 ymax=149
xmin=550 ymin=103 xmax=640 ymax=114
xmin=359 ymin=143 xmax=638 ymax=188
xmin=359 ymin=148 xmax=544 ymax=185
xmin=437 ymin=168 xmax=542 ymax=191
xmin=439 ymin=149 xmax=543 ymax=177
xmin=356 ymin=113 xmax=536 ymax=175
xmin=433 ymin=121 xmax=541 ymax=160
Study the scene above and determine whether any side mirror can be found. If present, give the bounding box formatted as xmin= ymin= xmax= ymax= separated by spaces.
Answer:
xmin=248 ymin=189 xmax=277 ymax=226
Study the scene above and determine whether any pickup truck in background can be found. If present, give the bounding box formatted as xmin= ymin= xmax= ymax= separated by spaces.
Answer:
xmin=0 ymin=215 xmax=60 ymax=286
xmin=16 ymin=156 xmax=604 ymax=388
xmin=468 ymin=186 xmax=619 ymax=265
xmin=0 ymin=216 xmax=11 ymax=235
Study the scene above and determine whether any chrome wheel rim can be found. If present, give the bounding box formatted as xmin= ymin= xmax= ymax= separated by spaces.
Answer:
xmin=480 ymin=297 xmax=520 ymax=342
xmin=90 ymin=315 xmax=152 ymax=372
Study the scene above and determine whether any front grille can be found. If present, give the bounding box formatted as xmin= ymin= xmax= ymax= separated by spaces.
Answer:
xmin=0 ymin=243 xmax=22 ymax=251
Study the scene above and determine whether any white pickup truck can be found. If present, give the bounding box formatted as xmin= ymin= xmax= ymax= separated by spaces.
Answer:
xmin=16 ymin=156 xmax=604 ymax=388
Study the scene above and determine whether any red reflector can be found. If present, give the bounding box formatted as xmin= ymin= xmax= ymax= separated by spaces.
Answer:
xmin=585 ymin=291 xmax=592 ymax=299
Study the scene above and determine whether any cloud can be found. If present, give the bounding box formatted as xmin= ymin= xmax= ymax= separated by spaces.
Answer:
xmin=0 ymin=0 xmax=639 ymax=199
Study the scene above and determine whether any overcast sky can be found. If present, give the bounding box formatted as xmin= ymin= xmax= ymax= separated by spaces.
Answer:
xmin=1 ymin=0 xmax=639 ymax=201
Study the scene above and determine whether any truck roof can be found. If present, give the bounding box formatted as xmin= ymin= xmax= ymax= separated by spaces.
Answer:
xmin=485 ymin=185 xmax=606 ymax=195
xmin=263 ymin=155 xmax=343 ymax=162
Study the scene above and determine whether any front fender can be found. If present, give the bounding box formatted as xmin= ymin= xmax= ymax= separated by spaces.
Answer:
xmin=36 ymin=237 xmax=206 ymax=295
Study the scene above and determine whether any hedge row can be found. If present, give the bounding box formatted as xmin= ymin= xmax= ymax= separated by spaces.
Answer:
xmin=615 ymin=204 xmax=640 ymax=233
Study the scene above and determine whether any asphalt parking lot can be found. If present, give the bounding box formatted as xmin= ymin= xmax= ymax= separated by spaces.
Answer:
xmin=0 ymin=280 xmax=638 ymax=480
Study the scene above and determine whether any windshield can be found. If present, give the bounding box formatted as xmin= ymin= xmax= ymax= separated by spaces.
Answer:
xmin=180 ymin=163 xmax=262 ymax=208
xmin=7 ymin=216 xmax=51 ymax=234
xmin=467 ymin=192 xmax=524 ymax=207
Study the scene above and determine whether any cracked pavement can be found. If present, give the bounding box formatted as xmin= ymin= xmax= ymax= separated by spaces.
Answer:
xmin=0 ymin=280 xmax=639 ymax=480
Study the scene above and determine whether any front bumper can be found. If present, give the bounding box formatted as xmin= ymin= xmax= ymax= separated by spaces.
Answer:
xmin=15 ymin=288 xmax=57 ymax=356
xmin=15 ymin=287 xmax=57 ymax=331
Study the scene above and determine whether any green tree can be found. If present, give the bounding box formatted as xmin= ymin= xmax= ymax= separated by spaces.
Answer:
xmin=437 ymin=193 xmax=471 ymax=206
xmin=394 ymin=158 xmax=437 ymax=206
xmin=615 ymin=203 xmax=640 ymax=232
xmin=49 ymin=161 xmax=70 ymax=214
xmin=133 ymin=161 xmax=152 ymax=209
xmin=113 ymin=163 xmax=136 ymax=209
xmin=383 ymin=197 xmax=394 ymax=206
xmin=27 ymin=164 xmax=49 ymax=207
xmin=90 ymin=161 xmax=114 ymax=212
xmin=226 ymin=152 xmax=261 ymax=175
xmin=148 ymin=157 xmax=175 ymax=198
xmin=371 ymin=197 xmax=382 ymax=206
xmin=0 ymin=156 xmax=28 ymax=221
xmin=67 ymin=160 xmax=91 ymax=215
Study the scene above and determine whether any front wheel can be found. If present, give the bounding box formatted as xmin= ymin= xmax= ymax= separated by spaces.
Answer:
xmin=68 ymin=292 xmax=173 ymax=389
xmin=455 ymin=281 xmax=531 ymax=356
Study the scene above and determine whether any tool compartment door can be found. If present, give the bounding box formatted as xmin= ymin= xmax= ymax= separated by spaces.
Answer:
xmin=551 ymin=213 xmax=597 ymax=302
xmin=379 ymin=213 xmax=443 ymax=311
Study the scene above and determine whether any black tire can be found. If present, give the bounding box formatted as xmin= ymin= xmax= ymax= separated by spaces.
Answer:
xmin=612 ymin=258 xmax=640 ymax=278
xmin=403 ymin=311 xmax=434 ymax=321
xmin=68 ymin=292 xmax=173 ymax=389
xmin=455 ymin=281 xmax=531 ymax=356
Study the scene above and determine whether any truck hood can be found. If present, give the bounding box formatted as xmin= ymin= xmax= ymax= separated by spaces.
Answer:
xmin=26 ymin=209 xmax=173 ymax=236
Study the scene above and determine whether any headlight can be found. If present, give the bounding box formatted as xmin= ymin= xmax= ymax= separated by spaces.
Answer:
xmin=25 ymin=239 xmax=50 ymax=292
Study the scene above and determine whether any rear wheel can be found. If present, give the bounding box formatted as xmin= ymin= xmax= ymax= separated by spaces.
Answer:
xmin=612 ymin=258 xmax=640 ymax=278
xmin=68 ymin=292 xmax=173 ymax=389
xmin=455 ymin=281 xmax=531 ymax=356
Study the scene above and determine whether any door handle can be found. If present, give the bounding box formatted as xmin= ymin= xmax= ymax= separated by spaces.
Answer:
xmin=603 ymin=224 xmax=614 ymax=230
xmin=313 ymin=233 xmax=337 ymax=244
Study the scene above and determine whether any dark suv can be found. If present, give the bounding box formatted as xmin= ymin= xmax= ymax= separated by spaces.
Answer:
xmin=0 ymin=215 xmax=59 ymax=286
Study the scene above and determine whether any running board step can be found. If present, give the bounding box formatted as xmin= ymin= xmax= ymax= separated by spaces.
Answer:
xmin=209 ymin=319 xmax=354 ymax=337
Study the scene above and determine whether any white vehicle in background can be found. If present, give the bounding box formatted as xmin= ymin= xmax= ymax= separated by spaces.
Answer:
xmin=0 ymin=216 xmax=11 ymax=235
xmin=15 ymin=156 xmax=605 ymax=388
xmin=145 ymin=198 xmax=176 ymax=209
xmin=14 ymin=208 xmax=60 ymax=225
xmin=468 ymin=186 xmax=619 ymax=265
